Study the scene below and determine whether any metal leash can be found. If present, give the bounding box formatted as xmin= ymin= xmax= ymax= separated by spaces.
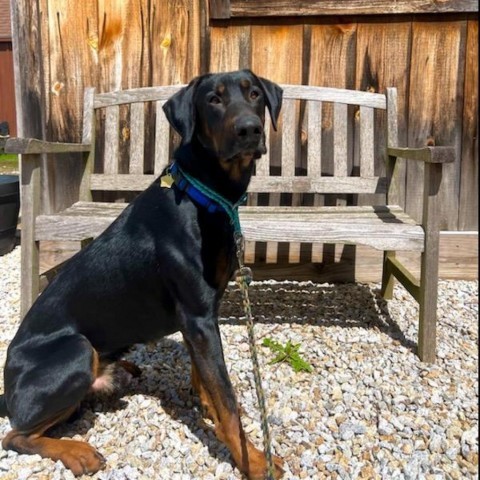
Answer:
xmin=234 ymin=232 xmax=276 ymax=480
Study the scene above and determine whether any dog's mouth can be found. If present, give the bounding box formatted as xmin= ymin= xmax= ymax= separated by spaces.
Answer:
xmin=224 ymin=140 xmax=267 ymax=163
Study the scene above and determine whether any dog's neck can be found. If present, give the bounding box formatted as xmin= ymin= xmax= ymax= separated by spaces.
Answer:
xmin=174 ymin=140 xmax=255 ymax=205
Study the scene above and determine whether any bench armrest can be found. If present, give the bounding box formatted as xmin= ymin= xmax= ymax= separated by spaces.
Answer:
xmin=387 ymin=146 xmax=455 ymax=164
xmin=5 ymin=137 xmax=91 ymax=155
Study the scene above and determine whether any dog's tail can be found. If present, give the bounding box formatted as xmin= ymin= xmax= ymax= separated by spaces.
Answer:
xmin=0 ymin=394 xmax=8 ymax=417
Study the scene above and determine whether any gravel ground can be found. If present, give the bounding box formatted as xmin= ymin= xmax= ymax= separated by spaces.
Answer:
xmin=0 ymin=246 xmax=478 ymax=479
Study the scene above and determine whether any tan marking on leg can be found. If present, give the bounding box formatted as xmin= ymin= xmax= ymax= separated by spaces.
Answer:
xmin=191 ymin=361 xmax=284 ymax=479
xmin=2 ymin=406 xmax=106 ymax=477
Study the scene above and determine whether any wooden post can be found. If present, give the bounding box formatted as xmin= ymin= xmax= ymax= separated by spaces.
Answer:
xmin=418 ymin=162 xmax=442 ymax=362
xmin=80 ymin=88 xmax=96 ymax=202
xmin=10 ymin=0 xmax=46 ymax=317
xmin=20 ymin=155 xmax=41 ymax=317
xmin=382 ymin=88 xmax=400 ymax=298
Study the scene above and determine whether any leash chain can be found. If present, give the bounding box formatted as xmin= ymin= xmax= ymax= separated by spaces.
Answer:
xmin=234 ymin=233 xmax=276 ymax=480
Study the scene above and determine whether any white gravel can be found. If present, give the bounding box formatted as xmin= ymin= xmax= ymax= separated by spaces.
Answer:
xmin=0 ymin=245 xmax=478 ymax=479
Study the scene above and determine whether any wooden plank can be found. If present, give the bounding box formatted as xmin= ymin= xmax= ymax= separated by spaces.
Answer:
xmin=239 ymin=221 xmax=424 ymax=252
xmin=281 ymin=99 xmax=296 ymax=176
xmin=104 ymin=105 xmax=119 ymax=174
xmin=354 ymin=21 xmax=411 ymax=208
xmin=282 ymin=85 xmax=386 ymax=108
xmin=359 ymin=106 xmax=374 ymax=177
xmin=120 ymin=0 xmax=151 ymax=89
xmin=209 ymin=0 xmax=231 ymax=19
xmin=80 ymin=88 xmax=96 ymax=202
xmin=418 ymin=161 xmax=442 ymax=361
xmin=129 ymin=102 xmax=145 ymax=174
xmin=6 ymin=138 xmax=91 ymax=154
xmin=227 ymin=1 xmax=478 ymax=17
xmin=459 ymin=20 xmax=478 ymax=230
xmin=307 ymin=101 xmax=322 ymax=177
xmin=20 ymin=154 xmax=41 ymax=317
xmin=94 ymin=85 xmax=185 ymax=108
xmin=154 ymin=100 xmax=171 ymax=174
xmin=89 ymin=173 xmax=387 ymax=195
xmin=251 ymin=23 xmax=303 ymax=263
xmin=333 ymin=103 xmax=348 ymax=176
xmin=248 ymin=177 xmax=388 ymax=195
xmin=384 ymin=255 xmax=420 ymax=301
xmin=10 ymin=0 xmax=45 ymax=315
xmin=255 ymin=114 xmax=271 ymax=176
xmin=44 ymin=0 xmax=99 ymax=212
xmin=35 ymin=203 xmax=425 ymax=250
xmin=39 ymin=232 xmax=478 ymax=281
xmin=309 ymin=21 xmax=356 ymax=204
xmin=82 ymin=88 xmax=96 ymax=144
xmin=209 ymin=22 xmax=251 ymax=72
xmin=406 ymin=20 xmax=466 ymax=229
xmin=388 ymin=147 xmax=455 ymax=164
xmin=150 ymin=0 xmax=201 ymax=86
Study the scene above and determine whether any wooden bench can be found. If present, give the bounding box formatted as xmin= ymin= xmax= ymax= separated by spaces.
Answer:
xmin=5 ymin=84 xmax=455 ymax=362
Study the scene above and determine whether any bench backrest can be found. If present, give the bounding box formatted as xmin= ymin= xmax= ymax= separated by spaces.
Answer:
xmin=80 ymin=85 xmax=398 ymax=202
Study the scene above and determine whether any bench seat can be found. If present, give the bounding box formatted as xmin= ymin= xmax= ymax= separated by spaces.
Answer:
xmin=36 ymin=202 xmax=424 ymax=252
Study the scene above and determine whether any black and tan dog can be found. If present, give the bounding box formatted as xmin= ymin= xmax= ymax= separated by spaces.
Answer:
xmin=0 ymin=70 xmax=284 ymax=478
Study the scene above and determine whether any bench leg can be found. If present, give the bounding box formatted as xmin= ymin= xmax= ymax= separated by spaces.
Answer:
xmin=21 ymin=240 xmax=40 ymax=318
xmin=20 ymin=153 xmax=41 ymax=319
xmin=417 ymin=231 xmax=440 ymax=363
xmin=381 ymin=251 xmax=396 ymax=299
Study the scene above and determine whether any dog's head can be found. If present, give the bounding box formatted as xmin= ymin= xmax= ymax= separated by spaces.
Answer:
xmin=163 ymin=70 xmax=283 ymax=165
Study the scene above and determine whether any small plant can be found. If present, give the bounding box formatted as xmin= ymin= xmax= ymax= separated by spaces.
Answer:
xmin=262 ymin=338 xmax=313 ymax=373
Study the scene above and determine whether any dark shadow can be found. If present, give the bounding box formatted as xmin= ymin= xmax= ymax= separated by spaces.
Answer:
xmin=219 ymin=281 xmax=417 ymax=355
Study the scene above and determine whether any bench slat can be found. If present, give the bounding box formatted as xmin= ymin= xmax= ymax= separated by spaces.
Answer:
xmin=93 ymin=84 xmax=386 ymax=109
xmin=281 ymin=99 xmax=296 ymax=176
xmin=281 ymin=85 xmax=387 ymax=109
xmin=94 ymin=85 xmax=185 ymax=108
xmin=155 ymin=100 xmax=170 ymax=174
xmin=255 ymin=115 xmax=271 ymax=176
xmin=360 ymin=106 xmax=375 ymax=177
xmin=334 ymin=103 xmax=348 ymax=176
xmin=307 ymin=101 xmax=322 ymax=177
xmin=129 ymin=103 xmax=145 ymax=174
xmin=89 ymin=173 xmax=388 ymax=193
xmin=104 ymin=105 xmax=119 ymax=174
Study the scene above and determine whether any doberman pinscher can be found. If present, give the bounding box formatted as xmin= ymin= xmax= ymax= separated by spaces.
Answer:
xmin=0 ymin=70 xmax=284 ymax=479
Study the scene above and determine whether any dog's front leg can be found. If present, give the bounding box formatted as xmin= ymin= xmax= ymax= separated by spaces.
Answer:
xmin=180 ymin=309 xmax=283 ymax=480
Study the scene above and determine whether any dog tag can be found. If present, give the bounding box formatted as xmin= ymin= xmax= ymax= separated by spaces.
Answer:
xmin=160 ymin=173 xmax=174 ymax=188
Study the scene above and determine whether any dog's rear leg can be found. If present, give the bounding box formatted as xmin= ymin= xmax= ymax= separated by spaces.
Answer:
xmin=3 ymin=408 xmax=106 ymax=476
xmin=2 ymin=334 xmax=106 ymax=476
xmin=183 ymin=322 xmax=284 ymax=480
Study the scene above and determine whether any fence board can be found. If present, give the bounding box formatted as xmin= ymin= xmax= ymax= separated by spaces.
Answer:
xmin=251 ymin=24 xmax=303 ymax=263
xmin=354 ymin=21 xmax=411 ymax=208
xmin=407 ymin=20 xmax=466 ymax=229
xmin=459 ymin=20 xmax=479 ymax=230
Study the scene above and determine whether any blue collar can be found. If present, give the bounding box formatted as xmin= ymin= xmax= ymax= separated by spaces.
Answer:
xmin=164 ymin=162 xmax=247 ymax=234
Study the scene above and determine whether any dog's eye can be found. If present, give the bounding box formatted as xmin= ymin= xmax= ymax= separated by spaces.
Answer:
xmin=250 ymin=90 xmax=260 ymax=100
xmin=209 ymin=95 xmax=222 ymax=105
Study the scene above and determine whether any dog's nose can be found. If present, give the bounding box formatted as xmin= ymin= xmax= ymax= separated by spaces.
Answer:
xmin=234 ymin=116 xmax=263 ymax=139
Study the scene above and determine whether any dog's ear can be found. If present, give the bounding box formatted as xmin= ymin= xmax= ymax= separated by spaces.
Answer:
xmin=248 ymin=70 xmax=283 ymax=131
xmin=162 ymin=77 xmax=202 ymax=144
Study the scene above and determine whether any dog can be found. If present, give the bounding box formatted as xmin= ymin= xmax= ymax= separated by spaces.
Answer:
xmin=0 ymin=70 xmax=284 ymax=479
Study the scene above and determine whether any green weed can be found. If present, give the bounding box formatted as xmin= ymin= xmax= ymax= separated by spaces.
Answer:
xmin=262 ymin=338 xmax=313 ymax=373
